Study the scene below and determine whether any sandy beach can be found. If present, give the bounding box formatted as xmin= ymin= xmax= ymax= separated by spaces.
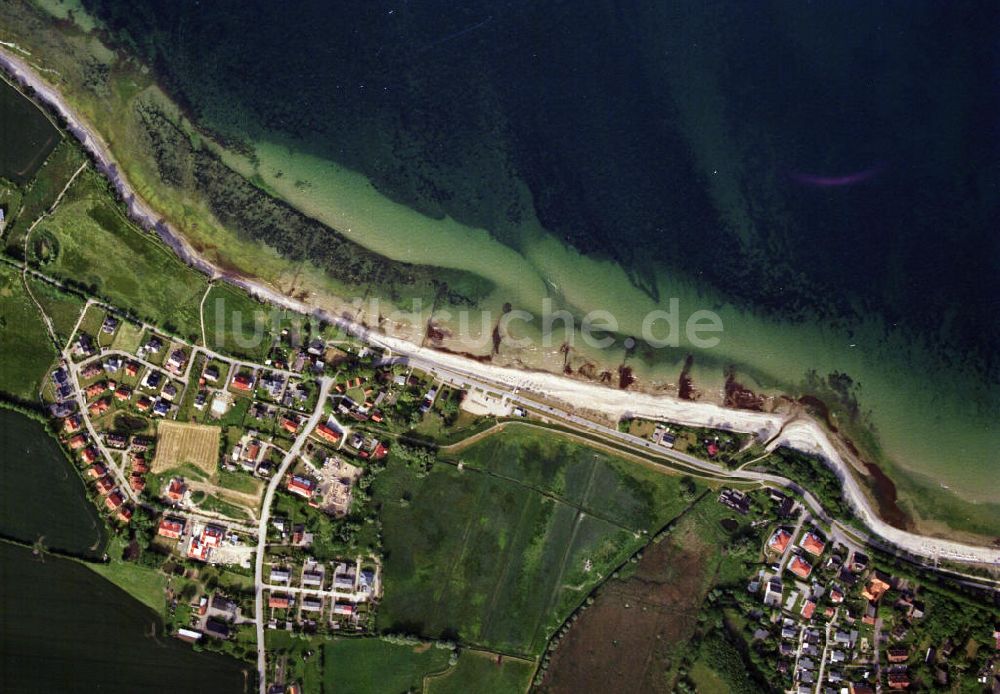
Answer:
xmin=3 ymin=45 xmax=998 ymax=566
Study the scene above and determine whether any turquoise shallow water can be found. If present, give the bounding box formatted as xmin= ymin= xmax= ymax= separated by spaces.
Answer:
xmin=78 ymin=0 xmax=1000 ymax=513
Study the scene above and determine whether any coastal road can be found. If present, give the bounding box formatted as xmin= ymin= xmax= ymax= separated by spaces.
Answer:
xmin=253 ymin=376 xmax=332 ymax=693
xmin=4 ymin=46 xmax=998 ymax=569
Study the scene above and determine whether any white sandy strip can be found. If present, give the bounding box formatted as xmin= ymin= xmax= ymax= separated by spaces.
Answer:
xmin=4 ymin=47 xmax=997 ymax=566
xmin=377 ymin=336 xmax=1000 ymax=564
xmin=767 ymin=421 xmax=1000 ymax=564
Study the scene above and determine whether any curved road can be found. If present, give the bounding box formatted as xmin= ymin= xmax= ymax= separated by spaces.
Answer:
xmin=3 ymin=48 xmax=998 ymax=569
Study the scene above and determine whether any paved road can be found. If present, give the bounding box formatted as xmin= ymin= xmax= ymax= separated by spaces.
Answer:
xmin=4 ymin=46 xmax=997 ymax=567
xmin=254 ymin=376 xmax=332 ymax=693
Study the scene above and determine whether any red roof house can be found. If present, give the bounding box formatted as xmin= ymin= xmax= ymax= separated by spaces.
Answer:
xmin=287 ymin=475 xmax=316 ymax=498
xmin=800 ymin=532 xmax=826 ymax=556
xmin=768 ymin=529 xmax=792 ymax=554
xmin=158 ymin=518 xmax=185 ymax=539
xmin=268 ymin=595 xmax=291 ymax=609
xmin=105 ymin=491 xmax=124 ymax=511
xmin=788 ymin=555 xmax=813 ymax=579
xmin=232 ymin=373 xmax=254 ymax=392
xmin=800 ymin=600 xmax=816 ymax=620
xmin=201 ymin=525 xmax=225 ymax=547
xmin=314 ymin=424 xmax=341 ymax=444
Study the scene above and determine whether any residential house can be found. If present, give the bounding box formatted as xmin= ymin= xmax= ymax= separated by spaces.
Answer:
xmin=314 ymin=424 xmax=341 ymax=445
xmin=768 ymin=529 xmax=792 ymax=554
xmin=287 ymin=475 xmax=316 ymax=499
xmin=789 ymin=555 xmax=813 ymax=580
xmin=799 ymin=532 xmax=826 ymax=557
xmin=86 ymin=463 xmax=108 ymax=479
xmin=105 ymin=491 xmax=124 ymax=511
xmin=158 ymin=518 xmax=185 ymax=539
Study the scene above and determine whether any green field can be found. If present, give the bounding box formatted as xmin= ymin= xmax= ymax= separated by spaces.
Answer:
xmin=0 ymin=77 xmax=60 ymax=185
xmin=25 ymin=277 xmax=84 ymax=344
xmin=0 ymin=264 xmax=57 ymax=399
xmin=202 ymin=282 xmax=276 ymax=360
xmin=29 ymin=169 xmax=208 ymax=339
xmin=217 ymin=469 xmax=262 ymax=495
xmin=4 ymin=139 xmax=85 ymax=253
xmin=375 ymin=425 xmax=694 ymax=655
xmin=198 ymin=492 xmax=252 ymax=520
xmin=88 ymin=554 xmax=168 ymax=617
xmin=110 ymin=319 xmax=145 ymax=353
xmin=426 ymin=650 xmax=534 ymax=694
xmin=320 ymin=638 xmax=452 ymax=693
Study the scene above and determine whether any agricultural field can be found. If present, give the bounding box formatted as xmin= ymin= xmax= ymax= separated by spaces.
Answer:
xmin=375 ymin=425 xmax=696 ymax=655
xmin=151 ymin=420 xmax=220 ymax=476
xmin=536 ymin=492 xmax=759 ymax=693
xmin=27 ymin=168 xmax=208 ymax=339
xmin=426 ymin=650 xmax=535 ymax=694
xmin=0 ymin=77 xmax=60 ymax=185
xmin=0 ymin=264 xmax=57 ymax=399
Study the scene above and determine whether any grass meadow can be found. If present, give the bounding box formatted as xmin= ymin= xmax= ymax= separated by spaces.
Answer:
xmin=0 ymin=263 xmax=57 ymax=399
xmin=426 ymin=650 xmax=535 ymax=694
xmin=375 ymin=425 xmax=694 ymax=655
xmin=31 ymin=169 xmax=208 ymax=339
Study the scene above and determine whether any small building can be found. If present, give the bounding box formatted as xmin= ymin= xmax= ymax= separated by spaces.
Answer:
xmin=165 ymin=349 xmax=188 ymax=373
xmin=101 ymin=315 xmax=119 ymax=334
xmin=166 ymin=478 xmax=186 ymax=501
xmin=269 ymin=568 xmax=290 ymax=584
xmin=314 ymin=424 xmax=342 ymax=444
xmin=287 ymin=475 xmax=316 ymax=499
xmin=799 ymin=532 xmax=826 ymax=557
xmin=862 ymin=571 xmax=892 ymax=602
xmin=788 ymin=555 xmax=813 ymax=580
xmin=301 ymin=571 xmax=323 ymax=587
xmin=187 ymin=537 xmax=210 ymax=562
xmin=63 ymin=416 xmax=82 ymax=434
xmin=105 ymin=491 xmax=124 ymax=511
xmin=158 ymin=517 xmax=185 ymax=539
xmin=204 ymin=619 xmax=230 ymax=640
xmin=717 ymin=488 xmax=750 ymax=515
xmin=68 ymin=434 xmax=88 ymax=450
xmin=86 ymin=463 xmax=108 ymax=479
xmin=800 ymin=599 xmax=816 ymax=620
xmin=768 ymin=529 xmax=792 ymax=554
xmin=232 ymin=373 xmax=254 ymax=392
xmin=268 ymin=594 xmax=291 ymax=609
xmin=176 ymin=628 xmax=202 ymax=643
xmin=201 ymin=525 xmax=225 ymax=547
xmin=301 ymin=598 xmax=323 ymax=612
xmin=95 ymin=476 xmax=115 ymax=495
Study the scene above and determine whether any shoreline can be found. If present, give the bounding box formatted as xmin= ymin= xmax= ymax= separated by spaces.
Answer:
xmin=2 ymin=47 xmax=998 ymax=564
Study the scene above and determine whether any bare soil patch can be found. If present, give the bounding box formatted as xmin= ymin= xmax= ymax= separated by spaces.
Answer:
xmin=538 ymin=524 xmax=713 ymax=694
